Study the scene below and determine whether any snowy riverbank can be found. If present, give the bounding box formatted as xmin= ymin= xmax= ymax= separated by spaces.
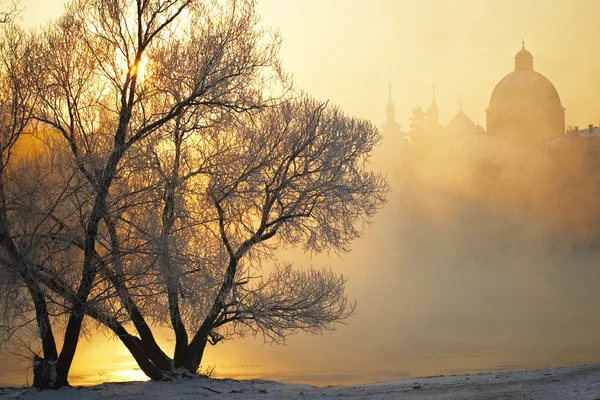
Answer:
xmin=1 ymin=364 xmax=599 ymax=399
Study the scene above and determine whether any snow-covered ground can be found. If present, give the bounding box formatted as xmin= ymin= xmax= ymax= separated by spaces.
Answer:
xmin=1 ymin=364 xmax=599 ymax=399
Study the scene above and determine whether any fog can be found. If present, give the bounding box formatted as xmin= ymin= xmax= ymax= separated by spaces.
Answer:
xmin=6 ymin=139 xmax=600 ymax=385
xmin=2 ymin=0 xmax=600 ymax=387
xmin=185 ymin=133 xmax=600 ymax=385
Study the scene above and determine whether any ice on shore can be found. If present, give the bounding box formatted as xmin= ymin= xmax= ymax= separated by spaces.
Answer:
xmin=1 ymin=363 xmax=599 ymax=399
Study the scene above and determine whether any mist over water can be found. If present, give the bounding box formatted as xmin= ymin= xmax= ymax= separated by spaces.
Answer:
xmin=335 ymin=134 xmax=600 ymax=381
xmin=242 ymin=132 xmax=600 ymax=381
xmin=172 ymin=133 xmax=600 ymax=386
xmin=2 ymin=119 xmax=600 ymax=389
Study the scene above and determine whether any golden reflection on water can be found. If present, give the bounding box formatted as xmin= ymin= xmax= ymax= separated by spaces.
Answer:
xmin=68 ymin=336 xmax=151 ymax=385
xmin=100 ymin=362 xmax=149 ymax=384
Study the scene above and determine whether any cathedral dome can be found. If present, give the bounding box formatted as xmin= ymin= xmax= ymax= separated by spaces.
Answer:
xmin=489 ymin=44 xmax=562 ymax=108
xmin=486 ymin=44 xmax=565 ymax=147
xmin=489 ymin=69 xmax=562 ymax=108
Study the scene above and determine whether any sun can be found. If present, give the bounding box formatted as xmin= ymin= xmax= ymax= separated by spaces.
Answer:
xmin=115 ymin=51 xmax=148 ymax=81
xmin=130 ymin=56 xmax=148 ymax=80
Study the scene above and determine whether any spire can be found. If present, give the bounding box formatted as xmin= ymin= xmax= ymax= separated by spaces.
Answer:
xmin=385 ymin=81 xmax=396 ymax=124
xmin=383 ymin=82 xmax=401 ymax=134
xmin=522 ymin=37 xmax=525 ymax=50
xmin=459 ymin=96 xmax=462 ymax=111
xmin=427 ymin=81 xmax=439 ymax=127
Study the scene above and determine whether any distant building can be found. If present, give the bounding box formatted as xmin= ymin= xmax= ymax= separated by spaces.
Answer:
xmin=545 ymin=124 xmax=600 ymax=152
xmin=381 ymin=82 xmax=405 ymax=138
xmin=387 ymin=42 xmax=571 ymax=153
xmin=572 ymin=125 xmax=600 ymax=141
xmin=446 ymin=102 xmax=485 ymax=137
xmin=425 ymin=84 xmax=443 ymax=132
xmin=486 ymin=43 xmax=565 ymax=147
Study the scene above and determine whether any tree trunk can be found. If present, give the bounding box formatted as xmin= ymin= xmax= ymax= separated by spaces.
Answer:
xmin=160 ymin=138 xmax=189 ymax=366
xmin=28 ymin=282 xmax=61 ymax=389
xmin=129 ymin=306 xmax=174 ymax=372
xmin=27 ymin=280 xmax=61 ymax=389
xmin=29 ymin=286 xmax=58 ymax=362
xmin=103 ymin=215 xmax=174 ymax=372
xmin=113 ymin=326 xmax=165 ymax=381
xmin=181 ymin=322 xmax=211 ymax=373
xmin=167 ymin=289 xmax=189 ymax=365
xmin=50 ymin=116 xmax=135 ymax=387
xmin=183 ymin=253 xmax=240 ymax=372
xmin=50 ymin=156 xmax=119 ymax=387
xmin=32 ymin=356 xmax=63 ymax=389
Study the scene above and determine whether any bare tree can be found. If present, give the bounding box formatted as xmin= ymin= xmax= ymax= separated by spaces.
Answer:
xmin=19 ymin=0 xmax=285 ymax=388
xmin=0 ymin=22 xmax=64 ymax=388
xmin=178 ymin=97 xmax=387 ymax=371
xmin=101 ymin=96 xmax=387 ymax=374
xmin=2 ymin=0 xmax=386 ymax=388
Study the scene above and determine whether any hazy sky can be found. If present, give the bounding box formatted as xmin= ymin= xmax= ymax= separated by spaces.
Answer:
xmin=258 ymin=0 xmax=600 ymax=130
xmin=18 ymin=0 xmax=600 ymax=130
xmin=5 ymin=0 xmax=600 ymax=387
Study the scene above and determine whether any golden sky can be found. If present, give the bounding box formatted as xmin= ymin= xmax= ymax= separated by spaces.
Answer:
xmin=7 ymin=0 xmax=600 ymax=386
xmin=256 ymin=0 xmax=600 ymax=130
xmin=20 ymin=0 xmax=600 ymax=129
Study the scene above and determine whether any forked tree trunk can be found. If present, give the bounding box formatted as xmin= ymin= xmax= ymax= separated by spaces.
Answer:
xmin=104 ymin=215 xmax=175 ymax=373
xmin=180 ymin=321 xmax=212 ymax=373
xmin=113 ymin=328 xmax=166 ymax=381
xmin=178 ymin=253 xmax=241 ymax=373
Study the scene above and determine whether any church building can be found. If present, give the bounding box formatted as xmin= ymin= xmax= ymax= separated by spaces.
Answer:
xmin=381 ymin=82 xmax=404 ymax=138
xmin=486 ymin=42 xmax=565 ymax=147
xmin=385 ymin=43 xmax=567 ymax=151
